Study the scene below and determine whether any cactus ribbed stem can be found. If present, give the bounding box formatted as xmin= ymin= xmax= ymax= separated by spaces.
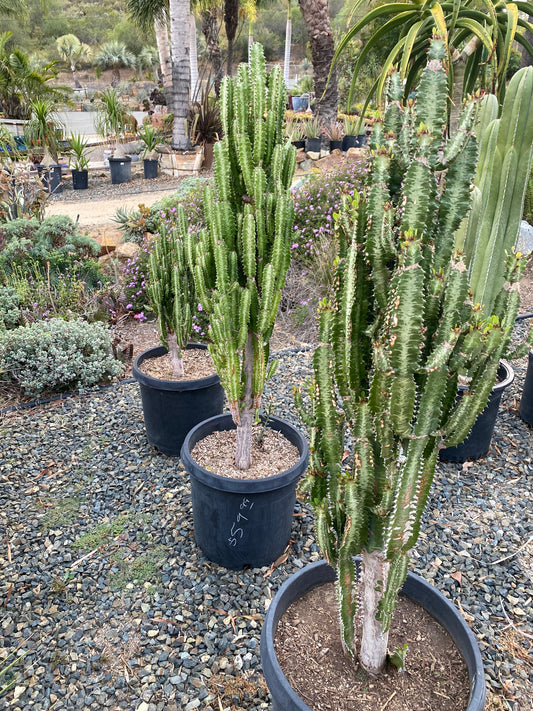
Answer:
xmin=188 ymin=44 xmax=296 ymax=470
xmin=297 ymin=37 xmax=518 ymax=675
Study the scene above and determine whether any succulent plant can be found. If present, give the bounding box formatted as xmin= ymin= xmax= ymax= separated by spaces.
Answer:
xmin=185 ymin=43 xmax=296 ymax=469
xmin=456 ymin=67 xmax=533 ymax=325
xmin=146 ymin=227 xmax=194 ymax=377
xmin=295 ymin=37 xmax=517 ymax=675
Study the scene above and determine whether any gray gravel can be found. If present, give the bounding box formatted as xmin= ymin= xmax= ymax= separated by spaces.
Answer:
xmin=0 ymin=344 xmax=532 ymax=710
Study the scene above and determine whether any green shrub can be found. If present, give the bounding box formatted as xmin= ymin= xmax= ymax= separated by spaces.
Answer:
xmin=5 ymin=259 xmax=105 ymax=322
xmin=0 ymin=286 xmax=22 ymax=330
xmin=0 ymin=215 xmax=99 ymax=268
xmin=0 ymin=318 xmax=122 ymax=396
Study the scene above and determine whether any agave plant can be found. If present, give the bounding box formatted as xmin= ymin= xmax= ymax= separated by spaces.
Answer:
xmin=295 ymin=36 xmax=520 ymax=675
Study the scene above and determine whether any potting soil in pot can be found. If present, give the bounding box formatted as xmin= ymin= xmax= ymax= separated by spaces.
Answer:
xmin=274 ymin=581 xmax=470 ymax=711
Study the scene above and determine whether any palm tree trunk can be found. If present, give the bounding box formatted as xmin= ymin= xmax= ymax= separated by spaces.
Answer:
xmin=283 ymin=4 xmax=292 ymax=86
xmin=201 ymin=8 xmax=223 ymax=96
xmin=298 ymin=0 xmax=337 ymax=122
xmin=520 ymin=17 xmax=533 ymax=68
xmin=190 ymin=14 xmax=199 ymax=102
xmin=450 ymin=36 xmax=480 ymax=132
xmin=154 ymin=15 xmax=173 ymax=97
xmin=224 ymin=0 xmax=239 ymax=76
xmin=169 ymin=0 xmax=192 ymax=150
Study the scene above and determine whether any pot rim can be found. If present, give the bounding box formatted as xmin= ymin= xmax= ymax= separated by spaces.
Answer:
xmin=181 ymin=412 xmax=309 ymax=493
xmin=261 ymin=559 xmax=486 ymax=711
xmin=132 ymin=343 xmax=221 ymax=392
xmin=457 ymin=359 xmax=514 ymax=394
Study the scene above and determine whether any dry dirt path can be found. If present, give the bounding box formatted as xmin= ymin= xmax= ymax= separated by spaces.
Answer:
xmin=46 ymin=187 xmax=173 ymax=228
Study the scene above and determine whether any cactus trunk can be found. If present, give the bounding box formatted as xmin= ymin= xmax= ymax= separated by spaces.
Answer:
xmin=235 ymin=334 xmax=254 ymax=470
xmin=360 ymin=551 xmax=390 ymax=674
xmin=167 ymin=333 xmax=184 ymax=377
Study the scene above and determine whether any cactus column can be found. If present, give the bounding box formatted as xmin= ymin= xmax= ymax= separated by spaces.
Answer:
xmin=186 ymin=44 xmax=296 ymax=470
xmin=296 ymin=38 xmax=515 ymax=675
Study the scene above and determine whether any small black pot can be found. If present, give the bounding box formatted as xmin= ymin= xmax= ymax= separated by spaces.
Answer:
xmin=356 ymin=133 xmax=368 ymax=147
xmin=181 ymin=413 xmax=309 ymax=569
xmin=305 ymin=137 xmax=321 ymax=154
xmin=342 ymin=134 xmax=358 ymax=151
xmin=261 ymin=560 xmax=486 ymax=711
xmin=37 ymin=163 xmax=62 ymax=194
xmin=291 ymin=139 xmax=306 ymax=150
xmin=439 ymin=360 xmax=514 ymax=462
xmin=329 ymin=139 xmax=343 ymax=152
xmin=143 ymin=158 xmax=158 ymax=179
xmin=132 ymin=344 xmax=224 ymax=457
xmin=108 ymin=155 xmax=132 ymax=184
xmin=519 ymin=350 xmax=533 ymax=425
xmin=72 ymin=169 xmax=88 ymax=190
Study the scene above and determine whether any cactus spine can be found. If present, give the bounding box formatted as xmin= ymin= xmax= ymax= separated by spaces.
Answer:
xmin=455 ymin=67 xmax=533 ymax=321
xmin=146 ymin=226 xmax=194 ymax=377
xmin=187 ymin=44 xmax=296 ymax=469
xmin=296 ymin=38 xmax=513 ymax=675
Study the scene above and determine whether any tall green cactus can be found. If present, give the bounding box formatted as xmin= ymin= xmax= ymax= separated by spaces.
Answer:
xmin=146 ymin=226 xmax=194 ymax=377
xmin=295 ymin=37 xmax=515 ymax=675
xmin=186 ymin=44 xmax=296 ymax=469
xmin=455 ymin=67 xmax=533 ymax=320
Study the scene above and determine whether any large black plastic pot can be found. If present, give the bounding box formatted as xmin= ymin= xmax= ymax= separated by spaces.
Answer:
xmin=37 ymin=163 xmax=62 ymax=194
xmin=108 ymin=156 xmax=132 ymax=184
xmin=439 ymin=360 xmax=514 ymax=463
xmin=132 ymin=344 xmax=224 ymax=457
xmin=519 ymin=350 xmax=533 ymax=425
xmin=305 ymin=137 xmax=322 ymax=154
xmin=261 ymin=559 xmax=486 ymax=711
xmin=329 ymin=139 xmax=343 ymax=152
xmin=356 ymin=133 xmax=368 ymax=147
xmin=72 ymin=169 xmax=88 ymax=190
xmin=342 ymin=134 xmax=358 ymax=151
xmin=143 ymin=158 xmax=159 ymax=179
xmin=181 ymin=413 xmax=309 ymax=569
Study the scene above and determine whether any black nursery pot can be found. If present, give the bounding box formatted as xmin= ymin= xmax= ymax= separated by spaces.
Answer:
xmin=342 ymin=134 xmax=358 ymax=151
xmin=329 ymin=139 xmax=343 ymax=152
xmin=261 ymin=559 xmax=486 ymax=711
xmin=519 ymin=349 xmax=533 ymax=425
xmin=356 ymin=133 xmax=368 ymax=147
xmin=291 ymin=139 xmax=306 ymax=149
xmin=143 ymin=158 xmax=159 ymax=179
xmin=305 ymin=137 xmax=322 ymax=154
xmin=132 ymin=344 xmax=224 ymax=457
xmin=108 ymin=155 xmax=132 ymax=184
xmin=37 ymin=163 xmax=62 ymax=194
xmin=439 ymin=360 xmax=514 ymax=462
xmin=181 ymin=413 xmax=309 ymax=569
xmin=72 ymin=169 xmax=88 ymax=190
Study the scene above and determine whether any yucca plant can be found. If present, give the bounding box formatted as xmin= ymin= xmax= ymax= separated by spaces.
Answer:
xmin=67 ymin=133 xmax=92 ymax=171
xmin=295 ymin=37 xmax=521 ymax=675
xmin=185 ymin=43 xmax=296 ymax=470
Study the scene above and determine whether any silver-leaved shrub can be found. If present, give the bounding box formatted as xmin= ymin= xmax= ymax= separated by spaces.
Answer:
xmin=0 ymin=318 xmax=122 ymax=396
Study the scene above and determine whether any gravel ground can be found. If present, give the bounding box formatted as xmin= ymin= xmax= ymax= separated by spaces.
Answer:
xmin=1 ymin=340 xmax=532 ymax=711
xmin=48 ymin=168 xmax=202 ymax=204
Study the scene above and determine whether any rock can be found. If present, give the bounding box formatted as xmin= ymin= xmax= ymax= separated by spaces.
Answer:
xmin=115 ymin=242 xmax=141 ymax=260
xmin=315 ymin=150 xmax=344 ymax=170
xmin=306 ymin=151 xmax=320 ymax=161
xmin=295 ymin=148 xmax=307 ymax=164
xmin=346 ymin=147 xmax=367 ymax=160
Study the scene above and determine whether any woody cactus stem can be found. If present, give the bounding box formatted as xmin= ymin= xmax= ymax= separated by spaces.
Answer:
xmin=146 ymin=227 xmax=194 ymax=377
xmin=296 ymin=38 xmax=514 ymax=675
xmin=187 ymin=44 xmax=296 ymax=469
xmin=455 ymin=67 xmax=533 ymax=320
